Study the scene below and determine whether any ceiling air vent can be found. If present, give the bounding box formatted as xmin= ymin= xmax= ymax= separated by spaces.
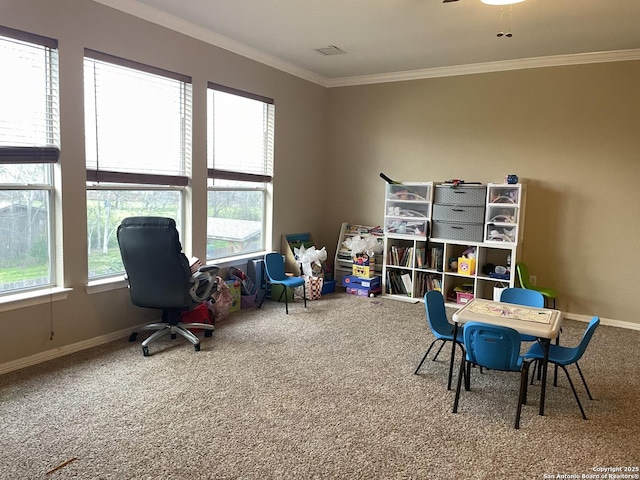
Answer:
xmin=315 ymin=45 xmax=346 ymax=56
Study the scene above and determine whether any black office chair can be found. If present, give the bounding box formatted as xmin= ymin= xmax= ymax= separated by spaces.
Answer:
xmin=117 ymin=217 xmax=219 ymax=356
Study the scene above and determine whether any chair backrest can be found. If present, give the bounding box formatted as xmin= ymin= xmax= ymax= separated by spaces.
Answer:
xmin=500 ymin=287 xmax=544 ymax=308
xmin=566 ymin=316 xmax=600 ymax=363
xmin=117 ymin=217 xmax=193 ymax=309
xmin=463 ymin=322 xmax=523 ymax=372
xmin=515 ymin=262 xmax=533 ymax=289
xmin=424 ymin=290 xmax=454 ymax=337
xmin=264 ymin=252 xmax=287 ymax=282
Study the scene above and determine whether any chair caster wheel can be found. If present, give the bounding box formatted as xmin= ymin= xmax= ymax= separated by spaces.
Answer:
xmin=129 ymin=332 xmax=138 ymax=342
xmin=204 ymin=329 xmax=213 ymax=337
xmin=142 ymin=346 xmax=149 ymax=357
xmin=194 ymin=343 xmax=201 ymax=352
xmin=171 ymin=333 xmax=177 ymax=340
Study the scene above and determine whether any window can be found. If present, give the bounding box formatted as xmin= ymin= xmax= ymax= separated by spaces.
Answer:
xmin=84 ymin=50 xmax=191 ymax=279
xmin=207 ymin=83 xmax=274 ymax=261
xmin=0 ymin=26 xmax=59 ymax=294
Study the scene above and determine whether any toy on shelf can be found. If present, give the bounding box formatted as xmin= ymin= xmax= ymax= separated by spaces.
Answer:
xmin=489 ymin=208 xmax=516 ymax=223
xmin=488 ymin=227 xmax=516 ymax=242
xmin=489 ymin=190 xmax=518 ymax=204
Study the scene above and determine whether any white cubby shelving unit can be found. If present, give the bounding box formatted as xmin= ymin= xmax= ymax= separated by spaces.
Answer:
xmin=381 ymin=181 xmax=526 ymax=307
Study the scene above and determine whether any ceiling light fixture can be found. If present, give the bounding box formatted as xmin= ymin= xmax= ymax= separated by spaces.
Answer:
xmin=481 ymin=0 xmax=525 ymax=5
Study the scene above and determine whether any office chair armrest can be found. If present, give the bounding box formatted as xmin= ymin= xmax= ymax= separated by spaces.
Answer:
xmin=189 ymin=265 xmax=220 ymax=302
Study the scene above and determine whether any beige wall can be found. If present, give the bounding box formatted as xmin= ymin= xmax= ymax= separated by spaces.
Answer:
xmin=324 ymin=63 xmax=640 ymax=324
xmin=0 ymin=0 xmax=327 ymax=365
xmin=1 ymin=0 xmax=638 ymax=369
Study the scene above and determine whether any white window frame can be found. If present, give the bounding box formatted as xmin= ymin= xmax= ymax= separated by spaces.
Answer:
xmin=84 ymin=50 xmax=192 ymax=281
xmin=206 ymin=83 xmax=274 ymax=262
xmin=0 ymin=26 xmax=60 ymax=297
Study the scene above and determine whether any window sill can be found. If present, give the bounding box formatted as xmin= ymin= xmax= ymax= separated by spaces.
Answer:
xmin=83 ymin=252 xmax=268 ymax=296
xmin=86 ymin=276 xmax=128 ymax=294
xmin=0 ymin=287 xmax=73 ymax=313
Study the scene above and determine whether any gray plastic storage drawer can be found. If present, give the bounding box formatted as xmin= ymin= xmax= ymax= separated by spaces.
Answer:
xmin=434 ymin=185 xmax=486 ymax=206
xmin=432 ymin=204 xmax=485 ymax=223
xmin=432 ymin=221 xmax=484 ymax=242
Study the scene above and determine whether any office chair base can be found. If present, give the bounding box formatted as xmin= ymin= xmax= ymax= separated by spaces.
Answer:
xmin=129 ymin=322 xmax=214 ymax=356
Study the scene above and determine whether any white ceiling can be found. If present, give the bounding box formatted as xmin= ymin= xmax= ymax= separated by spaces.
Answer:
xmin=96 ymin=0 xmax=640 ymax=86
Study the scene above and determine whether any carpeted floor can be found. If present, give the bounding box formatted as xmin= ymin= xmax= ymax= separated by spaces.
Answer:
xmin=1 ymin=293 xmax=639 ymax=479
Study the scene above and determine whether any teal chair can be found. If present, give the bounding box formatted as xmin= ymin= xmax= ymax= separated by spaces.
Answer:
xmin=453 ymin=322 xmax=532 ymax=429
xmin=500 ymin=287 xmax=545 ymax=342
xmin=414 ymin=290 xmax=465 ymax=375
xmin=525 ymin=317 xmax=600 ymax=420
xmin=516 ymin=262 xmax=558 ymax=309
xmin=264 ymin=252 xmax=306 ymax=314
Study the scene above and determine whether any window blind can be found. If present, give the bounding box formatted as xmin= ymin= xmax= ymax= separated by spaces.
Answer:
xmin=0 ymin=26 xmax=60 ymax=163
xmin=84 ymin=50 xmax=192 ymax=186
xmin=207 ymin=83 xmax=274 ymax=183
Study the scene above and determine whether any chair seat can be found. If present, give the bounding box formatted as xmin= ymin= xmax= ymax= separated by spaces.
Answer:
xmin=277 ymin=276 xmax=305 ymax=289
xmin=525 ymin=342 xmax=579 ymax=365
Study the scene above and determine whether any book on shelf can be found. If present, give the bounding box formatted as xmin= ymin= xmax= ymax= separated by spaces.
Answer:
xmin=401 ymin=273 xmax=413 ymax=296
xmin=416 ymin=247 xmax=425 ymax=268
xmin=427 ymin=246 xmax=444 ymax=271
xmin=414 ymin=272 xmax=442 ymax=297
xmin=387 ymin=270 xmax=408 ymax=295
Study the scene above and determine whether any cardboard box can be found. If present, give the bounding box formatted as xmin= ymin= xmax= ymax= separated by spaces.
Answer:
xmin=282 ymin=232 xmax=324 ymax=276
xmin=457 ymin=257 xmax=476 ymax=276
xmin=346 ymin=286 xmax=381 ymax=297
xmin=342 ymin=275 xmax=381 ymax=290
xmin=352 ymin=264 xmax=377 ymax=278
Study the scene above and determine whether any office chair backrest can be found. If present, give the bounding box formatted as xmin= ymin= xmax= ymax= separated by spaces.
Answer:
xmin=424 ymin=290 xmax=454 ymax=337
xmin=264 ymin=252 xmax=287 ymax=282
xmin=463 ymin=322 xmax=523 ymax=372
xmin=117 ymin=217 xmax=193 ymax=309
xmin=500 ymin=287 xmax=544 ymax=308
xmin=515 ymin=262 xmax=533 ymax=289
xmin=569 ymin=316 xmax=600 ymax=363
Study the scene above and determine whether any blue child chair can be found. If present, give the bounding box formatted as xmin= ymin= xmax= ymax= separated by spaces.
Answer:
xmin=414 ymin=290 xmax=465 ymax=375
xmin=453 ymin=322 xmax=532 ymax=429
xmin=264 ymin=252 xmax=306 ymax=314
xmin=525 ymin=316 xmax=600 ymax=420
xmin=500 ymin=287 xmax=545 ymax=343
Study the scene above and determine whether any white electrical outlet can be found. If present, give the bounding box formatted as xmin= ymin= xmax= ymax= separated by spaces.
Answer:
xmin=529 ymin=275 xmax=537 ymax=286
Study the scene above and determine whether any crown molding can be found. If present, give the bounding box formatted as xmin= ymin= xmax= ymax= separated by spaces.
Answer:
xmin=90 ymin=1 xmax=640 ymax=90
xmin=90 ymin=0 xmax=328 ymax=87
xmin=326 ymin=49 xmax=640 ymax=88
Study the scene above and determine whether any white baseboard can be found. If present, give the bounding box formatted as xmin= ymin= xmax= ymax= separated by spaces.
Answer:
xmin=562 ymin=312 xmax=640 ymax=331
xmin=0 ymin=324 xmax=145 ymax=376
